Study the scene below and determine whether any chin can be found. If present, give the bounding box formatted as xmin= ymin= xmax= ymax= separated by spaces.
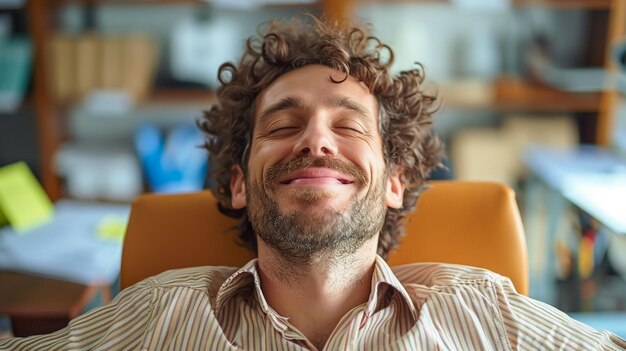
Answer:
xmin=281 ymin=187 xmax=355 ymax=209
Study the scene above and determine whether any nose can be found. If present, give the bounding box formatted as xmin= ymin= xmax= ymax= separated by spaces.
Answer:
xmin=293 ymin=120 xmax=338 ymax=158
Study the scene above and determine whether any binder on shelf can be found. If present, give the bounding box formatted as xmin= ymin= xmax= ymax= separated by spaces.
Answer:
xmin=75 ymin=34 xmax=99 ymax=100
xmin=50 ymin=34 xmax=75 ymax=102
xmin=99 ymin=36 xmax=124 ymax=91
xmin=48 ymin=33 xmax=158 ymax=105
xmin=122 ymin=35 xmax=157 ymax=102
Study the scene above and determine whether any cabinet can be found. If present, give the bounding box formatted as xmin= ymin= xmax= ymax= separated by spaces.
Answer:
xmin=25 ymin=0 xmax=626 ymax=201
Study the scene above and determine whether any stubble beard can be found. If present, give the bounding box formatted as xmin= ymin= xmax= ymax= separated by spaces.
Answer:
xmin=246 ymin=157 xmax=388 ymax=266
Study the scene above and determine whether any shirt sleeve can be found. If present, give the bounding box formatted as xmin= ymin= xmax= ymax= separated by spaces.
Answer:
xmin=0 ymin=279 xmax=157 ymax=351
xmin=494 ymin=277 xmax=626 ymax=350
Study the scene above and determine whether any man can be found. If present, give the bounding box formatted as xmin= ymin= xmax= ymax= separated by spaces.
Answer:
xmin=2 ymin=16 xmax=625 ymax=351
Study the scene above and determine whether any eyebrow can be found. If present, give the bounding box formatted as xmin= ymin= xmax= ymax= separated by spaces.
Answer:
xmin=327 ymin=96 xmax=370 ymax=119
xmin=257 ymin=96 xmax=305 ymax=124
xmin=257 ymin=95 xmax=371 ymax=124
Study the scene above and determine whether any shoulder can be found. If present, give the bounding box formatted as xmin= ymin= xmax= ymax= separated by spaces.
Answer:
xmin=140 ymin=265 xmax=241 ymax=296
xmin=119 ymin=266 xmax=243 ymax=319
xmin=391 ymin=262 xmax=507 ymax=290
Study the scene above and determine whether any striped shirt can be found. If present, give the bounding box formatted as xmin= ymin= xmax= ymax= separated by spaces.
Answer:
xmin=1 ymin=256 xmax=624 ymax=350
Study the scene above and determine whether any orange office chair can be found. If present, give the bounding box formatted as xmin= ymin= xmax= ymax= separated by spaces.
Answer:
xmin=121 ymin=181 xmax=528 ymax=295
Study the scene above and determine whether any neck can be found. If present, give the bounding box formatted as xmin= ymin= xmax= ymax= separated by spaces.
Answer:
xmin=257 ymin=237 xmax=378 ymax=349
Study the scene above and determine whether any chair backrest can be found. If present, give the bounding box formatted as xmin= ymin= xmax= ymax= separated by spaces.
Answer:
xmin=121 ymin=181 xmax=528 ymax=295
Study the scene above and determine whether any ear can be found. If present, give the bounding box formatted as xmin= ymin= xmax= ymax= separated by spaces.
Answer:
xmin=230 ymin=165 xmax=247 ymax=209
xmin=384 ymin=165 xmax=405 ymax=209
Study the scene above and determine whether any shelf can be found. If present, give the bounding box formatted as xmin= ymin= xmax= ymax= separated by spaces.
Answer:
xmin=49 ymin=0 xmax=319 ymax=7
xmin=492 ymin=76 xmax=602 ymax=112
xmin=146 ymin=88 xmax=217 ymax=106
xmin=355 ymin=0 xmax=611 ymax=8
xmin=47 ymin=79 xmax=599 ymax=113
xmin=62 ymin=80 xmax=599 ymax=112
xmin=443 ymin=77 xmax=602 ymax=112
xmin=46 ymin=0 xmax=612 ymax=6
xmin=50 ymin=0 xmax=208 ymax=5
xmin=50 ymin=88 xmax=217 ymax=110
xmin=512 ymin=0 xmax=612 ymax=9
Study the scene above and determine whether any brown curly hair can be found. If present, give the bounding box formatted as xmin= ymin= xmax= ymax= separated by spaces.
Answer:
xmin=199 ymin=15 xmax=443 ymax=260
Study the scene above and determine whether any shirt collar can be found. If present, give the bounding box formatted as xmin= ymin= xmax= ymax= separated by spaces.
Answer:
xmin=214 ymin=255 xmax=418 ymax=324
xmin=215 ymin=259 xmax=295 ymax=334
xmin=215 ymin=259 xmax=258 ymax=313
xmin=366 ymin=255 xmax=419 ymax=322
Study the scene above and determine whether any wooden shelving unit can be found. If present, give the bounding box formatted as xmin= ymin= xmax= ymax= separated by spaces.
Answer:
xmin=49 ymin=0 xmax=206 ymax=4
xmin=28 ymin=0 xmax=63 ymax=200
xmin=492 ymin=77 xmax=603 ymax=112
xmin=48 ymin=0 xmax=319 ymax=9
xmin=597 ymin=0 xmax=626 ymax=147
xmin=512 ymin=0 xmax=612 ymax=9
xmin=358 ymin=0 xmax=611 ymax=8
xmin=441 ymin=77 xmax=604 ymax=112
xmin=147 ymin=89 xmax=217 ymax=106
xmin=25 ymin=0 xmax=226 ymax=200
xmin=25 ymin=0 xmax=626 ymax=200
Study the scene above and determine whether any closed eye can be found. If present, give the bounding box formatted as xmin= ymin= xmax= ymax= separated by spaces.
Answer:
xmin=268 ymin=126 xmax=299 ymax=136
xmin=335 ymin=124 xmax=365 ymax=135
xmin=338 ymin=127 xmax=363 ymax=134
xmin=334 ymin=116 xmax=367 ymax=135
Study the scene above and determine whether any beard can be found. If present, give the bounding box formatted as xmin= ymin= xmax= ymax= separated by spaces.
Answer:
xmin=246 ymin=156 xmax=387 ymax=264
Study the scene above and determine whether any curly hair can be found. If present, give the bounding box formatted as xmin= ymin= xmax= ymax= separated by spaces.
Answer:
xmin=199 ymin=15 xmax=443 ymax=260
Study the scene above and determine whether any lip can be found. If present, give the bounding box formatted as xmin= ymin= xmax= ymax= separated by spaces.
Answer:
xmin=278 ymin=167 xmax=354 ymax=185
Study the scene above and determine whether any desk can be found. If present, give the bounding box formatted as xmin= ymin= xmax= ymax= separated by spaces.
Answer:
xmin=523 ymin=145 xmax=626 ymax=303
xmin=0 ymin=271 xmax=109 ymax=337
xmin=0 ymin=200 xmax=130 ymax=284
xmin=562 ymin=175 xmax=626 ymax=235
xmin=524 ymin=145 xmax=626 ymax=235
xmin=0 ymin=200 xmax=129 ymax=336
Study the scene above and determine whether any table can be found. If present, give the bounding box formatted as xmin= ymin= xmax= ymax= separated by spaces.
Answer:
xmin=0 ymin=200 xmax=130 ymax=336
xmin=523 ymin=145 xmax=626 ymax=302
xmin=0 ymin=271 xmax=109 ymax=337
xmin=524 ymin=145 xmax=626 ymax=235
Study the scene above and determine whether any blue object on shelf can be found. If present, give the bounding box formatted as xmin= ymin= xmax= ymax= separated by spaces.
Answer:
xmin=0 ymin=35 xmax=32 ymax=112
xmin=134 ymin=122 xmax=208 ymax=193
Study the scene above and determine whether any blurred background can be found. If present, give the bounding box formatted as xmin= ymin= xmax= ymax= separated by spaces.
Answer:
xmin=1 ymin=0 xmax=625 ymax=340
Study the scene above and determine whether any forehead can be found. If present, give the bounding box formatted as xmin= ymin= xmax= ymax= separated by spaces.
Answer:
xmin=254 ymin=65 xmax=378 ymax=121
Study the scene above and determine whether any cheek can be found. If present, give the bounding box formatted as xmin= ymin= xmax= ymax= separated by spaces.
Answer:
xmin=249 ymin=142 xmax=292 ymax=177
xmin=339 ymin=140 xmax=383 ymax=170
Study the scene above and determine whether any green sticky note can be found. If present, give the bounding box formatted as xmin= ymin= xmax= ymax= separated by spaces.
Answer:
xmin=0 ymin=162 xmax=54 ymax=232
xmin=96 ymin=216 xmax=128 ymax=243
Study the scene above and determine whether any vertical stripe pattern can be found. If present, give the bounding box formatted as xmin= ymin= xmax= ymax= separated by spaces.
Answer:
xmin=1 ymin=257 xmax=625 ymax=350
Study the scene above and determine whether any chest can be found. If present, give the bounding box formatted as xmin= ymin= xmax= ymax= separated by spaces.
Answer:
xmin=139 ymin=289 xmax=510 ymax=351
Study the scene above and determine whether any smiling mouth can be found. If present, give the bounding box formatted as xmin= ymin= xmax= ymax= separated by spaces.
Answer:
xmin=280 ymin=177 xmax=353 ymax=185
xmin=278 ymin=168 xmax=355 ymax=186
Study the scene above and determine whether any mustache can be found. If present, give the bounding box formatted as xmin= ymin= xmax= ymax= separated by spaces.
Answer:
xmin=264 ymin=157 xmax=368 ymax=189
